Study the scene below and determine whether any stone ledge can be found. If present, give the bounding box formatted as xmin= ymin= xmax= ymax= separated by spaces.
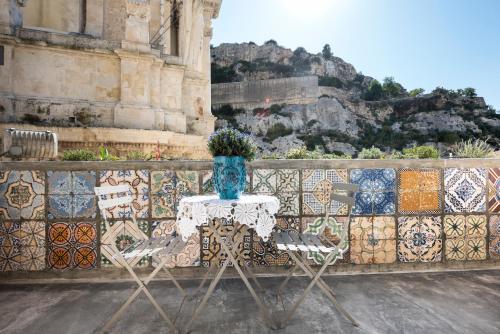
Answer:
xmin=1 ymin=262 xmax=499 ymax=285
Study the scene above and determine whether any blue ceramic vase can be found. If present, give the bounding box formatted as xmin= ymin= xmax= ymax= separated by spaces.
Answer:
xmin=213 ymin=156 xmax=246 ymax=200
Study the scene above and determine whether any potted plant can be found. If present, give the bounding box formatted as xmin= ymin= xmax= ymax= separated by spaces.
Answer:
xmin=208 ymin=128 xmax=257 ymax=199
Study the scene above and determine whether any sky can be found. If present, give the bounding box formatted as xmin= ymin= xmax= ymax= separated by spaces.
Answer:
xmin=212 ymin=0 xmax=500 ymax=109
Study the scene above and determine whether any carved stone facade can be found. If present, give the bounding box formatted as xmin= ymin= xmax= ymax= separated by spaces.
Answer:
xmin=0 ymin=0 xmax=222 ymax=158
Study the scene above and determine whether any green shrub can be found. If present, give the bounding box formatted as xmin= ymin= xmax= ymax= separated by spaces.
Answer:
xmin=318 ymin=76 xmax=343 ymax=88
xmin=284 ymin=147 xmax=351 ymax=159
xmin=402 ymin=145 xmax=440 ymax=159
xmin=266 ymin=123 xmax=293 ymax=141
xmin=269 ymin=104 xmax=288 ymax=117
xmin=98 ymin=146 xmax=120 ymax=161
xmin=211 ymin=63 xmax=238 ymax=83
xmin=208 ymin=128 xmax=257 ymax=161
xmin=451 ymin=139 xmax=494 ymax=158
xmin=126 ymin=151 xmax=152 ymax=161
xmin=62 ymin=149 xmax=96 ymax=161
xmin=362 ymin=80 xmax=384 ymax=101
xmin=264 ymin=39 xmax=278 ymax=46
xmin=358 ymin=146 xmax=385 ymax=159
xmin=409 ymin=88 xmax=425 ymax=97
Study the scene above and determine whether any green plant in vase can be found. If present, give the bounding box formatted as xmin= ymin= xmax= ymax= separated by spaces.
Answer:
xmin=208 ymin=128 xmax=257 ymax=199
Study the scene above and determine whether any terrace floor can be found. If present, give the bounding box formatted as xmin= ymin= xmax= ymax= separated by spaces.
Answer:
xmin=0 ymin=269 xmax=499 ymax=334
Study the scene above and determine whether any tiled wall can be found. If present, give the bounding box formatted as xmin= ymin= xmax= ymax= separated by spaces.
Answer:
xmin=1 ymin=161 xmax=500 ymax=273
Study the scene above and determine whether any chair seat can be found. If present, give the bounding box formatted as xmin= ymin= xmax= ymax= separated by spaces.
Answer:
xmin=272 ymin=231 xmax=336 ymax=254
xmin=119 ymin=235 xmax=185 ymax=259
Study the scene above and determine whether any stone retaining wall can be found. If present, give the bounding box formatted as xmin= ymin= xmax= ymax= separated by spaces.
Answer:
xmin=211 ymin=76 xmax=319 ymax=110
xmin=1 ymin=159 xmax=499 ymax=274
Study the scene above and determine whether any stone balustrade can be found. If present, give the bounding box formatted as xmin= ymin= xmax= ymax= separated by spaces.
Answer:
xmin=1 ymin=159 xmax=499 ymax=274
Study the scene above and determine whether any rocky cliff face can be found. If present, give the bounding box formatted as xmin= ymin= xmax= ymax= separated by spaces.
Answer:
xmin=211 ymin=42 xmax=499 ymax=157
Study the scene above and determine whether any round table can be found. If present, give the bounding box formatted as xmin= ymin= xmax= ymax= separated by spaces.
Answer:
xmin=176 ymin=194 xmax=280 ymax=241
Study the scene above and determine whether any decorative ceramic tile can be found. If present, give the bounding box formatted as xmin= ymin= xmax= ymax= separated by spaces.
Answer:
xmin=99 ymin=170 xmax=149 ymax=218
xmin=0 ymin=171 xmax=45 ymax=220
xmin=398 ymin=169 xmax=441 ymax=214
xmin=100 ymin=220 xmax=149 ymax=268
xmin=47 ymin=171 xmax=72 ymax=194
xmin=488 ymin=168 xmax=500 ymax=212
xmin=397 ymin=216 xmax=442 ymax=262
xmin=444 ymin=168 xmax=487 ymax=213
xmin=47 ymin=222 xmax=97 ymax=270
xmin=350 ymin=168 xmax=395 ymax=192
xmin=443 ymin=215 xmax=487 ymax=261
xmin=489 ymin=236 xmax=500 ymax=259
xmin=302 ymin=169 xmax=348 ymax=215
xmin=277 ymin=193 xmax=299 ymax=216
xmin=151 ymin=170 xmax=199 ymax=218
xmin=490 ymin=215 xmax=500 ymax=237
xmin=151 ymin=220 xmax=200 ymax=268
xmin=350 ymin=169 xmax=396 ymax=215
xmin=253 ymin=217 xmax=300 ymax=266
xmin=277 ymin=169 xmax=299 ymax=192
xmin=152 ymin=194 xmax=176 ymax=218
xmin=201 ymin=220 xmax=252 ymax=267
xmin=201 ymin=170 xmax=214 ymax=193
xmin=301 ymin=217 xmax=348 ymax=265
xmin=48 ymin=195 xmax=96 ymax=219
xmin=48 ymin=171 xmax=96 ymax=195
xmin=252 ymin=169 xmax=276 ymax=193
xmin=445 ymin=237 xmax=487 ymax=261
xmin=0 ymin=221 xmax=45 ymax=271
xmin=349 ymin=217 xmax=396 ymax=264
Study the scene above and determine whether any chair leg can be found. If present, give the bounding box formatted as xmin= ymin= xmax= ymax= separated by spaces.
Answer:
xmin=212 ymin=228 xmax=276 ymax=329
xmin=102 ymin=250 xmax=178 ymax=333
xmin=184 ymin=257 xmax=231 ymax=333
xmin=282 ymin=251 xmax=359 ymax=328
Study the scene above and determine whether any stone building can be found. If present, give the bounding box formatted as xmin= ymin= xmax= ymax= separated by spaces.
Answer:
xmin=0 ymin=0 xmax=222 ymax=158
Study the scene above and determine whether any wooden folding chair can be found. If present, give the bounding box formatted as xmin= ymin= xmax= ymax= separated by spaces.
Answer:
xmin=95 ymin=185 xmax=187 ymax=334
xmin=272 ymin=182 xmax=360 ymax=328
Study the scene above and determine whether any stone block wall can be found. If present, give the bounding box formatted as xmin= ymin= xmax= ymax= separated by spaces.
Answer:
xmin=211 ymin=76 xmax=319 ymax=110
xmin=1 ymin=159 xmax=499 ymax=273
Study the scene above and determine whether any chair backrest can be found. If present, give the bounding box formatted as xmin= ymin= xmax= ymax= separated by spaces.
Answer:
xmin=94 ymin=184 xmax=135 ymax=229
xmin=324 ymin=182 xmax=359 ymax=251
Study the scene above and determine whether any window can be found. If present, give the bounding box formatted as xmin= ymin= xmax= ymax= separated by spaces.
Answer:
xmin=0 ymin=46 xmax=4 ymax=66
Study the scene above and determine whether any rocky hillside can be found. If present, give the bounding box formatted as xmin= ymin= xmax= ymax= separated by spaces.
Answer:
xmin=211 ymin=41 xmax=500 ymax=157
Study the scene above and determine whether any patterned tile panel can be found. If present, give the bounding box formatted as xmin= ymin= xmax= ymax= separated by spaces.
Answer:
xmin=444 ymin=168 xmax=487 ymax=213
xmin=350 ymin=169 xmax=396 ymax=215
xmin=488 ymin=168 xmax=500 ymax=212
xmin=444 ymin=215 xmax=487 ymax=261
xmin=277 ymin=169 xmax=300 ymax=192
xmin=99 ymin=170 xmax=149 ymax=219
xmin=302 ymin=169 xmax=348 ymax=215
xmin=398 ymin=169 xmax=441 ymax=214
xmin=0 ymin=171 xmax=45 ymax=220
xmin=100 ymin=220 xmax=149 ymax=268
xmin=0 ymin=221 xmax=45 ymax=271
xmin=253 ymin=217 xmax=300 ymax=266
xmin=151 ymin=170 xmax=199 ymax=218
xmin=151 ymin=220 xmax=200 ymax=268
xmin=201 ymin=220 xmax=252 ymax=267
xmin=47 ymin=171 xmax=97 ymax=219
xmin=302 ymin=216 xmax=349 ymax=265
xmin=47 ymin=222 xmax=97 ymax=270
xmin=350 ymin=217 xmax=396 ymax=264
xmin=252 ymin=169 xmax=276 ymax=194
xmin=489 ymin=217 xmax=500 ymax=259
xmin=397 ymin=216 xmax=442 ymax=263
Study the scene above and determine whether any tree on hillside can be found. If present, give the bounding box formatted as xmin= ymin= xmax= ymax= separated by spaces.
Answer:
xmin=322 ymin=44 xmax=333 ymax=60
xmin=294 ymin=47 xmax=307 ymax=57
xmin=363 ymin=80 xmax=384 ymax=101
xmin=409 ymin=88 xmax=425 ymax=97
xmin=265 ymin=39 xmax=278 ymax=46
xmin=382 ymin=77 xmax=405 ymax=98
xmin=463 ymin=87 xmax=477 ymax=99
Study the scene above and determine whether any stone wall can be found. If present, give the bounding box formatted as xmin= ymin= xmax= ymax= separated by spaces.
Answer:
xmin=1 ymin=159 xmax=499 ymax=275
xmin=212 ymin=76 xmax=319 ymax=110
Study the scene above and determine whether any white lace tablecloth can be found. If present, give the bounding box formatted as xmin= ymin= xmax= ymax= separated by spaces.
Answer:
xmin=176 ymin=194 xmax=280 ymax=241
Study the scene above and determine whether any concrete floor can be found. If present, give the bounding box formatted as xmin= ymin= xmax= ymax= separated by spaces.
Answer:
xmin=0 ymin=270 xmax=499 ymax=334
